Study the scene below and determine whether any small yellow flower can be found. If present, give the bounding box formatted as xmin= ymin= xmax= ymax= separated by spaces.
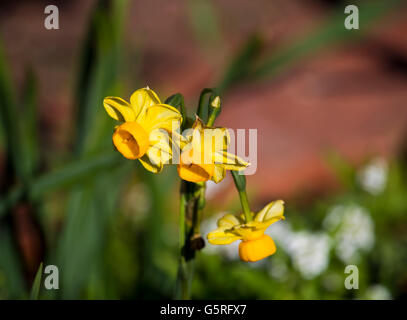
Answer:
xmin=177 ymin=117 xmax=249 ymax=183
xmin=103 ymin=87 xmax=182 ymax=173
xmin=207 ymin=200 xmax=285 ymax=262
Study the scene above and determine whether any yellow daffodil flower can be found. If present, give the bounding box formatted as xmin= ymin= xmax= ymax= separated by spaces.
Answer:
xmin=103 ymin=87 xmax=182 ymax=173
xmin=177 ymin=117 xmax=249 ymax=183
xmin=207 ymin=200 xmax=285 ymax=262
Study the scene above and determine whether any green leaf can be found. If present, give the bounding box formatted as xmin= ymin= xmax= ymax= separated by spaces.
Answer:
xmin=231 ymin=170 xmax=246 ymax=192
xmin=218 ymin=35 xmax=262 ymax=92
xmin=57 ymin=164 xmax=130 ymax=298
xmin=0 ymin=225 xmax=26 ymax=298
xmin=30 ymin=152 xmax=122 ymax=199
xmin=74 ymin=0 xmax=129 ymax=155
xmin=186 ymin=0 xmax=222 ymax=52
xmin=252 ymin=0 xmax=403 ymax=80
xmin=30 ymin=262 xmax=43 ymax=300
xmin=0 ymin=152 xmax=123 ymax=218
xmin=20 ymin=68 xmax=39 ymax=180
xmin=0 ymin=39 xmax=25 ymax=179
xmin=54 ymin=0 xmax=133 ymax=299
xmin=165 ymin=93 xmax=187 ymax=129
xmin=196 ymin=88 xmax=219 ymax=123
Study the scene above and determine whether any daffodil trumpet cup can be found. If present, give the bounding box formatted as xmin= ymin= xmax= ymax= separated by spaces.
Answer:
xmin=239 ymin=234 xmax=276 ymax=262
xmin=112 ymin=121 xmax=149 ymax=159
xmin=103 ymin=87 xmax=182 ymax=172
xmin=177 ymin=117 xmax=249 ymax=184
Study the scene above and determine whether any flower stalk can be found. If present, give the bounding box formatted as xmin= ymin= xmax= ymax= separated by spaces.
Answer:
xmin=231 ymin=170 xmax=253 ymax=222
xmin=176 ymin=180 xmax=205 ymax=299
xmin=102 ymin=87 xmax=255 ymax=297
xmin=175 ymin=91 xmax=223 ymax=299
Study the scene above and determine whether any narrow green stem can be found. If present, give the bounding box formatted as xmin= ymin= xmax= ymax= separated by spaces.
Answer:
xmin=179 ymin=193 xmax=186 ymax=250
xmin=231 ymin=170 xmax=253 ymax=222
xmin=175 ymin=187 xmax=188 ymax=299
xmin=206 ymin=112 xmax=217 ymax=127
xmin=238 ymin=190 xmax=252 ymax=222
xmin=193 ymin=183 xmax=205 ymax=234
xmin=175 ymin=181 xmax=206 ymax=299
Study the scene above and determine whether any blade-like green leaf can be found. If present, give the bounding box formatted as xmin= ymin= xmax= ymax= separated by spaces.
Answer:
xmin=165 ymin=93 xmax=187 ymax=128
xmin=0 ymin=225 xmax=26 ymax=298
xmin=186 ymin=0 xmax=222 ymax=52
xmin=74 ymin=0 xmax=128 ymax=155
xmin=20 ymin=68 xmax=39 ymax=180
xmin=252 ymin=0 xmax=403 ymax=80
xmin=29 ymin=262 xmax=43 ymax=300
xmin=0 ymin=40 xmax=25 ymax=179
xmin=218 ymin=35 xmax=263 ymax=93
xmin=0 ymin=152 xmax=123 ymax=218
xmin=54 ymin=0 xmax=132 ymax=299
xmin=29 ymin=152 xmax=122 ymax=199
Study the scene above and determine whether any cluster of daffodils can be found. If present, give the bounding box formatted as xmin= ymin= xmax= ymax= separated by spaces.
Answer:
xmin=103 ymin=87 xmax=285 ymax=262
xmin=103 ymin=87 xmax=247 ymax=181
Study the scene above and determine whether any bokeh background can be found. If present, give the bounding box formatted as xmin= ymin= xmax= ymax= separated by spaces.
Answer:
xmin=0 ymin=0 xmax=407 ymax=299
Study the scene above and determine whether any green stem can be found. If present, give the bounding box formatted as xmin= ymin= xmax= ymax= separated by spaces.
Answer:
xmin=179 ymin=193 xmax=186 ymax=251
xmin=175 ymin=189 xmax=188 ymax=299
xmin=193 ymin=183 xmax=206 ymax=234
xmin=175 ymin=181 xmax=205 ymax=299
xmin=231 ymin=170 xmax=253 ymax=222
xmin=239 ymin=190 xmax=252 ymax=222
xmin=206 ymin=112 xmax=217 ymax=127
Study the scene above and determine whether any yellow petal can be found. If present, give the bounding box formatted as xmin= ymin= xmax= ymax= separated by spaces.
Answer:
xmin=202 ymin=127 xmax=230 ymax=154
xmin=103 ymin=97 xmax=136 ymax=122
xmin=254 ymin=200 xmax=285 ymax=223
xmin=142 ymin=104 xmax=182 ymax=133
xmin=217 ymin=213 xmax=242 ymax=228
xmin=213 ymin=151 xmax=249 ymax=170
xmin=192 ymin=116 xmax=205 ymax=131
xmin=207 ymin=227 xmax=241 ymax=245
xmin=130 ymin=87 xmax=161 ymax=121
xmin=211 ymin=164 xmax=226 ymax=183
xmin=139 ymin=147 xmax=164 ymax=173
xmin=232 ymin=224 xmax=265 ymax=241
xmin=171 ymin=131 xmax=188 ymax=150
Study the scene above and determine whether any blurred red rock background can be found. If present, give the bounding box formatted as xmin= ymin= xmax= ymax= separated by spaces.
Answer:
xmin=1 ymin=0 xmax=407 ymax=203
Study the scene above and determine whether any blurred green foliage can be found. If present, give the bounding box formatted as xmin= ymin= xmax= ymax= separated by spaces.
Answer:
xmin=0 ymin=0 xmax=406 ymax=300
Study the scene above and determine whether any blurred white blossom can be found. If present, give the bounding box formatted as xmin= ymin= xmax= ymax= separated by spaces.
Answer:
xmin=269 ymin=257 xmax=288 ymax=281
xmin=123 ymin=183 xmax=151 ymax=222
xmin=323 ymin=205 xmax=374 ymax=263
xmin=357 ymin=157 xmax=388 ymax=195
xmin=268 ymin=223 xmax=331 ymax=279
xmin=364 ymin=284 xmax=392 ymax=300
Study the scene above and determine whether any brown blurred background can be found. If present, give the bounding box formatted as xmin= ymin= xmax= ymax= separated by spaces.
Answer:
xmin=2 ymin=0 xmax=407 ymax=203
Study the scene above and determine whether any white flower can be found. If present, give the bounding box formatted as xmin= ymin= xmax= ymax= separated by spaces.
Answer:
xmin=269 ymin=257 xmax=288 ymax=281
xmin=357 ymin=157 xmax=388 ymax=195
xmin=364 ymin=284 xmax=392 ymax=300
xmin=268 ymin=222 xmax=331 ymax=279
xmin=324 ymin=205 xmax=375 ymax=263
